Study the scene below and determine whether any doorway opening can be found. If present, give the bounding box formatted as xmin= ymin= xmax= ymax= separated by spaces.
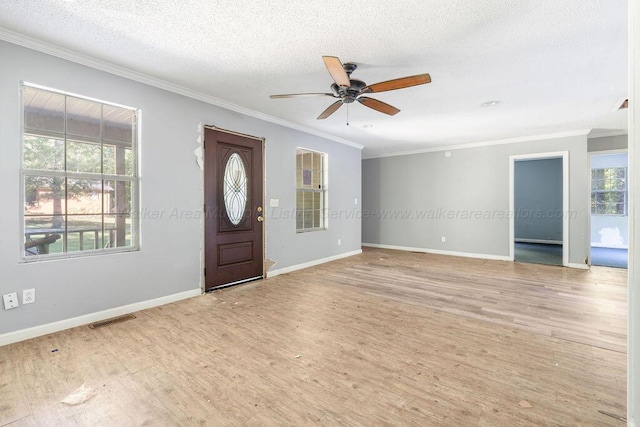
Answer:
xmin=509 ymin=152 xmax=569 ymax=266
xmin=590 ymin=151 xmax=629 ymax=269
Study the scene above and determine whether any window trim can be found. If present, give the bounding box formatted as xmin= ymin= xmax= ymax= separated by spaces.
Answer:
xmin=295 ymin=147 xmax=328 ymax=233
xmin=20 ymin=82 xmax=141 ymax=262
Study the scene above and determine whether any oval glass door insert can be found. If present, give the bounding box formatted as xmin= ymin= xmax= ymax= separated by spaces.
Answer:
xmin=223 ymin=153 xmax=248 ymax=225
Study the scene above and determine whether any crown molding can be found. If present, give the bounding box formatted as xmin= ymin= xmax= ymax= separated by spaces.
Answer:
xmin=363 ymin=129 xmax=592 ymax=159
xmin=587 ymin=129 xmax=628 ymax=139
xmin=0 ymin=27 xmax=364 ymax=151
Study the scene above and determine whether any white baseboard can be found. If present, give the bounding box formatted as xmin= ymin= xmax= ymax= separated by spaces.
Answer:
xmin=515 ymin=238 xmax=562 ymax=245
xmin=361 ymin=243 xmax=511 ymax=261
xmin=0 ymin=288 xmax=202 ymax=347
xmin=268 ymin=249 xmax=363 ymax=277
xmin=591 ymin=243 xmax=629 ymax=249
xmin=567 ymin=263 xmax=590 ymax=270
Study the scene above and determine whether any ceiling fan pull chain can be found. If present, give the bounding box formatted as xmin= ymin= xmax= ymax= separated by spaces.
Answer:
xmin=346 ymin=103 xmax=349 ymax=126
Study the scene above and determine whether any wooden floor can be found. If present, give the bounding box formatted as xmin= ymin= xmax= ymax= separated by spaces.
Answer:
xmin=0 ymin=248 xmax=627 ymax=426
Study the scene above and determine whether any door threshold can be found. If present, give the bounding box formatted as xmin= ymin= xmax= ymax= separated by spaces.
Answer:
xmin=205 ymin=275 xmax=263 ymax=292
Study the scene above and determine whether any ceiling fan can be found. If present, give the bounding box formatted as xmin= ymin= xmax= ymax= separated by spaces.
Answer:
xmin=270 ymin=56 xmax=431 ymax=120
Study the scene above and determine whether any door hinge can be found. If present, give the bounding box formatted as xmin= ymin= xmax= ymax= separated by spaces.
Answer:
xmin=204 ymin=268 xmax=206 ymax=277
xmin=204 ymin=203 xmax=206 ymax=213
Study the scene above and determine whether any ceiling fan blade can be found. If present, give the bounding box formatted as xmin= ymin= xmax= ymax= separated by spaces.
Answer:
xmin=363 ymin=73 xmax=431 ymax=93
xmin=270 ymin=93 xmax=334 ymax=99
xmin=358 ymin=97 xmax=400 ymax=116
xmin=322 ymin=56 xmax=351 ymax=87
xmin=317 ymin=100 xmax=344 ymax=120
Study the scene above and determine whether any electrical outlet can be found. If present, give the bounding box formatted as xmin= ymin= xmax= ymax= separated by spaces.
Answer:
xmin=3 ymin=292 xmax=19 ymax=310
xmin=441 ymin=236 xmax=446 ymax=243
xmin=23 ymin=288 xmax=35 ymax=304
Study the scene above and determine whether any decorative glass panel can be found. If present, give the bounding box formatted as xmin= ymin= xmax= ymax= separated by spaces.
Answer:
xmin=223 ymin=153 xmax=247 ymax=225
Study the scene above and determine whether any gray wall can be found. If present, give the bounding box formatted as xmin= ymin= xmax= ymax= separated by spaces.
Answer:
xmin=588 ymin=134 xmax=628 ymax=151
xmin=514 ymin=158 xmax=563 ymax=243
xmin=362 ymin=135 xmax=589 ymax=264
xmin=0 ymin=40 xmax=361 ymax=336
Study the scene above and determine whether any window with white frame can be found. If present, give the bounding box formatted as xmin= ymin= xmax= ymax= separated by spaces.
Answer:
xmin=296 ymin=148 xmax=327 ymax=232
xmin=591 ymin=167 xmax=627 ymax=215
xmin=22 ymin=84 xmax=139 ymax=258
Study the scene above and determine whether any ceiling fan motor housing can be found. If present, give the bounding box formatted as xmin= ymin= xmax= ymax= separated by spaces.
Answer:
xmin=331 ymin=79 xmax=367 ymax=102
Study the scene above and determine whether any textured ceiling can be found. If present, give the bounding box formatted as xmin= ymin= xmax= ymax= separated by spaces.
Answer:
xmin=0 ymin=0 xmax=628 ymax=157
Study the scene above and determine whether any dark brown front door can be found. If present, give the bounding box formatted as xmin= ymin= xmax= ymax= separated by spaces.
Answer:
xmin=204 ymin=127 xmax=264 ymax=291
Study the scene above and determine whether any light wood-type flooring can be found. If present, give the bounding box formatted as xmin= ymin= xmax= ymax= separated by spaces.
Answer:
xmin=0 ymin=247 xmax=627 ymax=426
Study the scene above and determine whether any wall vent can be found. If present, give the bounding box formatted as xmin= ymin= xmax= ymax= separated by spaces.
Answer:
xmin=88 ymin=314 xmax=136 ymax=329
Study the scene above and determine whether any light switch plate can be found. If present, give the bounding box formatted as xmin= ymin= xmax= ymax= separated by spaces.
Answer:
xmin=269 ymin=198 xmax=279 ymax=208
xmin=3 ymin=292 xmax=19 ymax=310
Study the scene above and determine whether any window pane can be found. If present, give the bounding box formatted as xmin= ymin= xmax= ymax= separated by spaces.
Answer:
xmin=23 ymin=135 xmax=64 ymax=171
xmin=313 ymin=209 xmax=320 ymax=228
xmin=303 ymin=152 xmax=312 ymax=171
xmin=67 ymin=179 xmax=103 ymax=215
xmin=66 ymin=97 xmax=101 ymax=140
xmin=312 ymin=172 xmax=322 ymax=189
xmin=303 ymin=210 xmax=313 ymax=229
xmin=103 ymin=144 xmax=116 ymax=175
xmin=105 ymin=180 xmax=132 ymax=213
xmin=296 ymin=190 xmax=304 ymax=209
xmin=23 ymin=87 xmax=65 ymax=134
xmin=313 ymin=152 xmax=321 ymax=172
xmin=67 ymin=140 xmax=102 ymax=173
xmin=24 ymin=176 xmax=66 ymax=215
xmin=24 ymin=215 xmax=64 ymax=255
xmin=124 ymin=148 xmax=135 ymax=176
xmin=103 ymin=105 xmax=133 ymax=144
xmin=67 ymin=215 xmax=103 ymax=252
xmin=296 ymin=210 xmax=303 ymax=230
xmin=313 ymin=192 xmax=321 ymax=210
xmin=104 ymin=214 xmax=132 ymax=248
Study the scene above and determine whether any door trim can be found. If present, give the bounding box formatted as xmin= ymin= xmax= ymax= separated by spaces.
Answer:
xmin=509 ymin=151 xmax=569 ymax=267
xmin=201 ymin=125 xmax=266 ymax=291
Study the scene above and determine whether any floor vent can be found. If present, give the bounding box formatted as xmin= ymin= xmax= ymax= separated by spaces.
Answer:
xmin=88 ymin=314 xmax=136 ymax=329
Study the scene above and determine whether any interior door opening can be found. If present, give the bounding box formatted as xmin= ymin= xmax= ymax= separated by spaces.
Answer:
xmin=509 ymin=152 xmax=569 ymax=267
xmin=589 ymin=151 xmax=629 ymax=269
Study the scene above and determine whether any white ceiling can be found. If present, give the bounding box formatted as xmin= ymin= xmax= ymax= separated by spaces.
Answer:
xmin=0 ymin=0 xmax=628 ymax=157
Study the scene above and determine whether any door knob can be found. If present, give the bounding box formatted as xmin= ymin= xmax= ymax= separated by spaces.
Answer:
xmin=257 ymin=216 xmax=264 ymax=222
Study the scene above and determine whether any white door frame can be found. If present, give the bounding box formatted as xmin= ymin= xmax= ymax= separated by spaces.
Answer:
xmin=509 ymin=151 xmax=570 ymax=266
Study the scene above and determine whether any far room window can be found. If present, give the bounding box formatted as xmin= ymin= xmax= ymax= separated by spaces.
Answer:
xmin=22 ymin=83 xmax=139 ymax=259
xmin=591 ymin=167 xmax=627 ymax=215
xmin=296 ymin=148 xmax=327 ymax=232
